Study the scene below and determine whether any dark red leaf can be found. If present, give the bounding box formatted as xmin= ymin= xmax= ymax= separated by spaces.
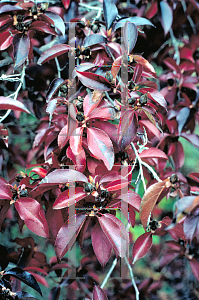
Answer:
xmin=76 ymin=71 xmax=111 ymax=91
xmin=13 ymin=33 xmax=30 ymax=69
xmin=14 ymin=197 xmax=49 ymax=238
xmin=132 ymin=232 xmax=153 ymax=263
xmin=189 ymin=258 xmax=199 ymax=282
xmin=181 ymin=133 xmax=199 ymax=148
xmin=123 ymin=21 xmax=138 ymax=54
xmin=140 ymin=180 xmax=171 ymax=229
xmin=176 ymin=107 xmax=190 ymax=135
xmin=87 ymin=127 xmax=114 ymax=170
xmin=83 ymin=34 xmax=107 ymax=48
xmin=29 ymin=21 xmax=57 ymax=35
xmin=0 ymin=177 xmax=12 ymax=200
xmin=0 ymin=31 xmax=14 ymax=51
xmin=148 ymin=91 xmax=167 ymax=109
xmin=55 ymin=214 xmax=86 ymax=259
xmin=98 ymin=214 xmax=128 ymax=257
xmin=139 ymin=148 xmax=168 ymax=160
xmin=103 ymin=0 xmax=118 ymax=30
xmin=105 ymin=178 xmax=128 ymax=192
xmin=120 ymin=190 xmax=141 ymax=212
xmin=44 ymin=11 xmax=65 ymax=37
xmin=159 ymin=1 xmax=173 ymax=35
xmin=4 ymin=267 xmax=42 ymax=296
xmin=53 ymin=188 xmax=87 ymax=209
xmin=93 ymin=285 xmax=108 ymax=300
xmin=91 ymin=221 xmax=112 ymax=267
xmin=46 ymin=78 xmax=65 ymax=102
xmin=0 ymin=97 xmax=31 ymax=114
xmin=61 ymin=0 xmax=71 ymax=9
xmin=40 ymin=169 xmax=88 ymax=185
xmin=83 ymin=91 xmax=103 ymax=117
xmin=37 ymin=44 xmax=70 ymax=64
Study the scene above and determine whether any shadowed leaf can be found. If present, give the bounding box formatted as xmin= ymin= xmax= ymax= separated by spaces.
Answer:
xmin=13 ymin=33 xmax=30 ymax=69
xmin=132 ymin=232 xmax=153 ymax=263
xmin=103 ymin=0 xmax=118 ymax=30
xmin=0 ymin=97 xmax=31 ymax=114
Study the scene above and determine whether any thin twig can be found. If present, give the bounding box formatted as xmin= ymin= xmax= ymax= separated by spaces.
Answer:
xmin=169 ymin=28 xmax=180 ymax=65
xmin=100 ymin=258 xmax=117 ymax=289
xmin=0 ymin=64 xmax=26 ymax=123
xmin=141 ymin=161 xmax=162 ymax=182
xmin=130 ymin=142 xmax=146 ymax=192
xmin=124 ymin=256 xmax=139 ymax=300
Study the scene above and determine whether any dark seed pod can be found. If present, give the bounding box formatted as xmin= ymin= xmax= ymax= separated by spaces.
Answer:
xmin=91 ymin=23 xmax=100 ymax=33
xmin=139 ymin=94 xmax=148 ymax=105
xmin=20 ymin=189 xmax=28 ymax=197
xmin=193 ymin=50 xmax=199 ymax=60
xmin=76 ymin=112 xmax=85 ymax=122
xmin=82 ymin=48 xmax=91 ymax=57
xmin=75 ymin=48 xmax=82 ymax=58
xmin=76 ymin=101 xmax=83 ymax=112
xmin=77 ymin=20 xmax=86 ymax=28
xmin=16 ymin=22 xmax=24 ymax=31
xmin=148 ymin=220 xmax=159 ymax=232
xmin=128 ymin=98 xmax=136 ymax=105
xmin=83 ymin=183 xmax=94 ymax=193
xmin=15 ymin=174 xmax=24 ymax=183
xmin=167 ymin=78 xmax=174 ymax=86
xmin=170 ymin=174 xmax=179 ymax=184
xmin=128 ymin=80 xmax=136 ymax=90
xmin=31 ymin=4 xmax=38 ymax=15
xmin=101 ymin=189 xmax=109 ymax=199
xmin=17 ymin=14 xmax=23 ymax=22
xmin=105 ymin=72 xmax=113 ymax=82
xmin=60 ymin=85 xmax=68 ymax=94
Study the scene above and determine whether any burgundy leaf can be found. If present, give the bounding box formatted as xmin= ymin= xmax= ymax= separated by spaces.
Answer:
xmin=119 ymin=110 xmax=137 ymax=150
xmin=83 ymin=34 xmax=107 ymax=48
xmin=93 ymin=285 xmax=108 ymax=300
xmin=76 ymin=71 xmax=111 ymax=91
xmin=37 ymin=44 xmax=70 ymax=64
xmin=53 ymin=188 xmax=87 ymax=209
xmin=158 ymin=251 xmax=179 ymax=271
xmin=14 ymin=197 xmax=49 ymax=238
xmin=0 ymin=97 xmax=31 ymax=114
xmin=44 ymin=11 xmax=65 ymax=37
xmin=91 ymin=221 xmax=112 ymax=267
xmin=70 ymin=126 xmax=84 ymax=155
xmin=61 ymin=0 xmax=71 ymax=9
xmin=73 ymin=63 xmax=96 ymax=78
xmin=40 ymin=169 xmax=88 ymax=185
xmin=0 ymin=5 xmax=23 ymax=13
xmin=103 ymin=0 xmax=118 ymax=30
xmin=87 ymin=127 xmax=114 ymax=171
xmin=176 ymin=107 xmax=190 ymax=135
xmin=189 ymin=258 xmax=199 ymax=282
xmin=181 ymin=133 xmax=199 ymax=148
xmin=120 ymin=190 xmax=142 ymax=212
xmin=132 ymin=232 xmax=153 ymax=263
xmin=105 ymin=178 xmax=128 ymax=192
xmin=29 ymin=21 xmax=57 ymax=35
xmin=123 ymin=21 xmax=138 ymax=54
xmin=55 ymin=214 xmax=86 ymax=259
xmin=98 ymin=214 xmax=128 ymax=257
xmin=46 ymin=201 xmax=64 ymax=242
xmin=148 ymin=91 xmax=167 ymax=109
xmin=184 ymin=213 xmax=199 ymax=241
xmin=140 ymin=180 xmax=171 ymax=229
xmin=46 ymin=78 xmax=65 ymax=102
xmin=0 ymin=177 xmax=12 ymax=200
xmin=159 ymin=1 xmax=173 ymax=35
xmin=139 ymin=148 xmax=168 ymax=160
xmin=13 ymin=33 xmax=30 ymax=69
xmin=83 ymin=91 xmax=103 ymax=117
xmin=0 ymin=31 xmax=14 ymax=51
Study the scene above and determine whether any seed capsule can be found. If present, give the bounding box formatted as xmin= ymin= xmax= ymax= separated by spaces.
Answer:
xmin=139 ymin=94 xmax=148 ymax=105
xmin=83 ymin=182 xmax=94 ymax=193
xmin=170 ymin=174 xmax=179 ymax=184
xmin=76 ymin=112 xmax=85 ymax=122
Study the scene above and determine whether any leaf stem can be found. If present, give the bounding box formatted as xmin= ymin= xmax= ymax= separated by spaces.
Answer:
xmin=124 ymin=256 xmax=139 ymax=300
xmin=100 ymin=257 xmax=117 ymax=289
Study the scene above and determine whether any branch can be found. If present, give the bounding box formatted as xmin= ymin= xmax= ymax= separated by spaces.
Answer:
xmin=0 ymin=64 xmax=26 ymax=123
xmin=100 ymin=257 xmax=117 ymax=289
xmin=124 ymin=256 xmax=139 ymax=300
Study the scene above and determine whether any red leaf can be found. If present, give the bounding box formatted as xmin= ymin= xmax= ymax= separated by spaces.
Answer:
xmin=131 ymin=55 xmax=156 ymax=76
xmin=0 ymin=177 xmax=12 ymax=200
xmin=40 ymin=169 xmax=88 ymax=185
xmin=55 ymin=214 xmax=86 ymax=259
xmin=61 ymin=0 xmax=71 ymax=9
xmin=87 ymin=127 xmax=114 ymax=171
xmin=120 ymin=190 xmax=141 ymax=212
xmin=132 ymin=232 xmax=153 ymax=263
xmin=139 ymin=148 xmax=168 ymax=160
xmin=15 ymin=197 xmax=49 ymax=238
xmin=91 ymin=221 xmax=112 ymax=267
xmin=98 ymin=214 xmax=128 ymax=257
xmin=24 ymin=271 xmax=49 ymax=287
xmin=37 ymin=44 xmax=70 ymax=64
xmin=189 ymin=258 xmax=199 ymax=282
xmin=29 ymin=21 xmax=57 ymax=35
xmin=70 ymin=126 xmax=84 ymax=155
xmin=111 ymin=56 xmax=121 ymax=80
xmin=53 ymin=188 xmax=87 ymax=209
xmin=140 ymin=180 xmax=171 ymax=229
xmin=13 ymin=33 xmax=30 ymax=69
xmin=83 ymin=91 xmax=103 ymax=117
xmin=163 ymin=57 xmax=180 ymax=73
xmin=160 ymin=1 xmax=173 ymax=35
xmin=0 ymin=96 xmax=31 ymax=114
xmin=93 ymin=285 xmax=108 ymax=300
xmin=0 ymin=31 xmax=14 ymax=51
xmin=123 ymin=21 xmax=138 ymax=54
xmin=46 ymin=201 xmax=64 ymax=242
xmin=76 ymin=71 xmax=111 ymax=91
xmin=148 ymin=91 xmax=167 ymax=109
xmin=105 ymin=178 xmax=128 ymax=192
xmin=43 ymin=11 xmax=65 ymax=37
xmin=158 ymin=251 xmax=179 ymax=270
xmin=46 ymin=78 xmax=65 ymax=103
xmin=30 ymin=167 xmax=47 ymax=178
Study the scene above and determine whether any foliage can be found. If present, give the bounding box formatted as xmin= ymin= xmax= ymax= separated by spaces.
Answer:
xmin=0 ymin=0 xmax=199 ymax=299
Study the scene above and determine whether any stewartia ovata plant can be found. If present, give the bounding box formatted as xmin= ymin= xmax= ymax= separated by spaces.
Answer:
xmin=0 ymin=0 xmax=199 ymax=299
